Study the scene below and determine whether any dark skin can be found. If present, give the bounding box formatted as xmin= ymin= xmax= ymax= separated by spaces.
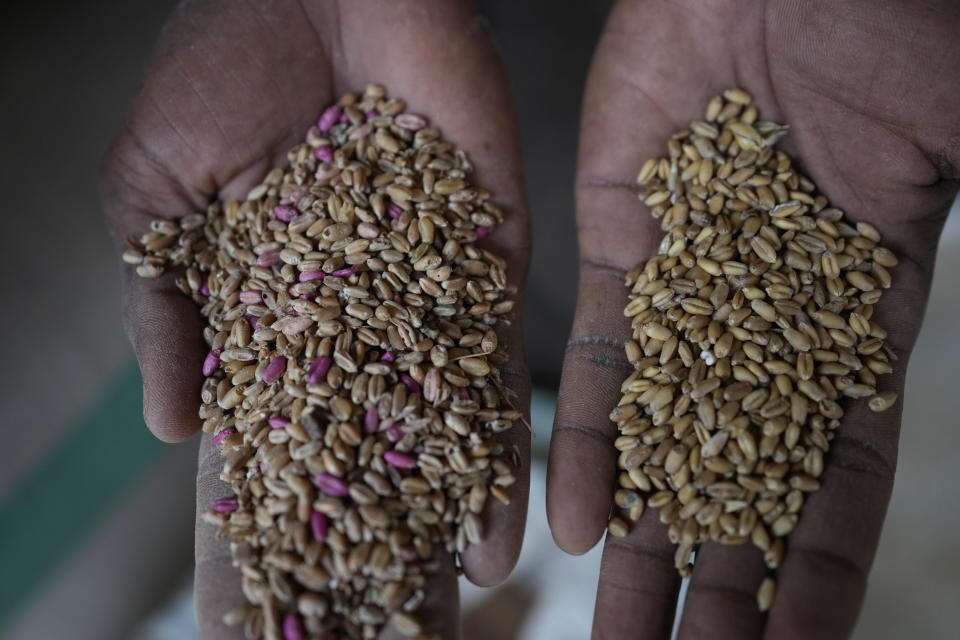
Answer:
xmin=100 ymin=1 xmax=530 ymax=638
xmin=549 ymin=0 xmax=960 ymax=638
xmin=103 ymin=0 xmax=960 ymax=638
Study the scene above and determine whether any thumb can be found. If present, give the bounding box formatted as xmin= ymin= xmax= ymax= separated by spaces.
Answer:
xmin=122 ymin=265 xmax=205 ymax=442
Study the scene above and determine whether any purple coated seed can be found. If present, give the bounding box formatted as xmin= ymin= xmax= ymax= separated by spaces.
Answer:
xmin=202 ymin=349 xmax=220 ymax=376
xmin=395 ymin=113 xmax=427 ymax=131
xmin=310 ymin=511 xmax=328 ymax=542
xmin=314 ymin=146 xmax=334 ymax=163
xmin=307 ymin=356 xmax=331 ymax=384
xmin=239 ymin=290 xmax=261 ymax=304
xmin=283 ymin=613 xmax=305 ymax=640
xmin=318 ymin=105 xmax=342 ymax=132
xmin=331 ymin=267 xmax=357 ymax=278
xmin=381 ymin=351 xmax=395 ymax=363
xmin=262 ymin=356 xmax=286 ymax=384
xmin=384 ymin=450 xmax=418 ymax=469
xmin=365 ymin=110 xmax=378 ymax=121
xmin=475 ymin=226 xmax=489 ymax=241
xmin=387 ymin=202 xmax=403 ymax=219
xmin=200 ymin=277 xmax=209 ymax=297
xmin=364 ymin=407 xmax=379 ymax=434
xmin=315 ymin=473 xmax=349 ymax=497
xmin=213 ymin=497 xmax=238 ymax=513
xmin=298 ymin=270 xmax=325 ymax=282
xmin=401 ymin=374 xmax=421 ymax=395
xmin=268 ymin=416 xmax=290 ymax=430
xmin=257 ymin=250 xmax=280 ymax=267
xmin=213 ymin=427 xmax=236 ymax=446
xmin=274 ymin=205 xmax=298 ymax=222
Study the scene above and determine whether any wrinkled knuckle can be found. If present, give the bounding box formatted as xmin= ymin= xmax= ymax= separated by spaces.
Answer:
xmin=827 ymin=435 xmax=897 ymax=480
xmin=578 ymin=257 xmax=629 ymax=281
xmin=564 ymin=335 xmax=630 ymax=372
xmin=789 ymin=545 xmax=868 ymax=581
xmin=552 ymin=420 xmax=615 ymax=446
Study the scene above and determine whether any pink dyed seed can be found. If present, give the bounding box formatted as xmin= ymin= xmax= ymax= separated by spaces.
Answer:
xmin=387 ymin=202 xmax=404 ymax=219
xmin=298 ymin=270 xmax=324 ymax=282
xmin=315 ymin=473 xmax=349 ymax=497
xmin=202 ymin=349 xmax=220 ymax=376
xmin=239 ymin=290 xmax=261 ymax=304
xmin=364 ymin=407 xmax=379 ymax=434
xmin=401 ymin=374 xmax=421 ymax=395
xmin=310 ymin=510 xmax=328 ymax=542
xmin=381 ymin=351 xmax=395 ymax=363
xmin=314 ymin=146 xmax=334 ymax=163
xmin=200 ymin=277 xmax=210 ymax=297
xmin=318 ymin=105 xmax=342 ymax=132
xmin=246 ymin=315 xmax=258 ymax=329
xmin=257 ymin=250 xmax=280 ymax=267
xmin=475 ymin=226 xmax=490 ymax=241
xmin=268 ymin=416 xmax=290 ymax=430
xmin=213 ymin=427 xmax=236 ymax=446
xmin=338 ymin=112 xmax=349 ymax=124
xmin=395 ymin=113 xmax=427 ymax=131
xmin=307 ymin=356 xmax=331 ymax=384
xmin=386 ymin=425 xmax=403 ymax=443
xmin=283 ymin=613 xmax=305 ymax=640
xmin=365 ymin=110 xmax=378 ymax=121
xmin=274 ymin=204 xmax=298 ymax=222
xmin=262 ymin=356 xmax=286 ymax=384
xmin=384 ymin=450 xmax=418 ymax=469
xmin=331 ymin=267 xmax=357 ymax=278
xmin=213 ymin=497 xmax=238 ymax=513
xmin=315 ymin=164 xmax=338 ymax=182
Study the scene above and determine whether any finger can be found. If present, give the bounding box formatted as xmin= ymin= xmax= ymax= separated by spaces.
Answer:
xmin=195 ymin=433 xmax=245 ymax=639
xmin=676 ymin=543 xmax=766 ymax=640
xmin=122 ymin=268 xmax=205 ymax=442
xmin=761 ymin=373 xmax=904 ymax=638
xmin=760 ymin=238 xmax=932 ymax=639
xmin=319 ymin=0 xmax=533 ymax=586
xmin=547 ymin=254 xmax=632 ymax=554
xmin=548 ymin=0 xmax=704 ymax=554
xmin=592 ymin=513 xmax=681 ymax=640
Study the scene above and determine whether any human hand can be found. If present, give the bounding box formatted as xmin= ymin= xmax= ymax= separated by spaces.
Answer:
xmin=548 ymin=0 xmax=960 ymax=637
xmin=101 ymin=1 xmax=531 ymax=637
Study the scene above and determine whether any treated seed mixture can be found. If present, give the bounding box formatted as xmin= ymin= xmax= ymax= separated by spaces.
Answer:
xmin=127 ymin=85 xmax=521 ymax=639
xmin=608 ymin=89 xmax=899 ymax=612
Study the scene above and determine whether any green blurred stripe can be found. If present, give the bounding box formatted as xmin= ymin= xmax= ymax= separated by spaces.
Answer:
xmin=0 ymin=359 xmax=165 ymax=627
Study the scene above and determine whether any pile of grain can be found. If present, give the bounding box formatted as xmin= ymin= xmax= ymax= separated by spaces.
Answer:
xmin=127 ymin=84 xmax=519 ymax=639
xmin=608 ymin=89 xmax=898 ymax=611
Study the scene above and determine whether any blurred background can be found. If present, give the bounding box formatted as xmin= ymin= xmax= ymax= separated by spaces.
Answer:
xmin=1 ymin=1 xmax=957 ymax=638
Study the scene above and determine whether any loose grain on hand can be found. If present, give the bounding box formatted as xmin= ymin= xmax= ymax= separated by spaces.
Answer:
xmin=130 ymin=85 xmax=520 ymax=639
xmin=610 ymin=89 xmax=899 ymax=611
